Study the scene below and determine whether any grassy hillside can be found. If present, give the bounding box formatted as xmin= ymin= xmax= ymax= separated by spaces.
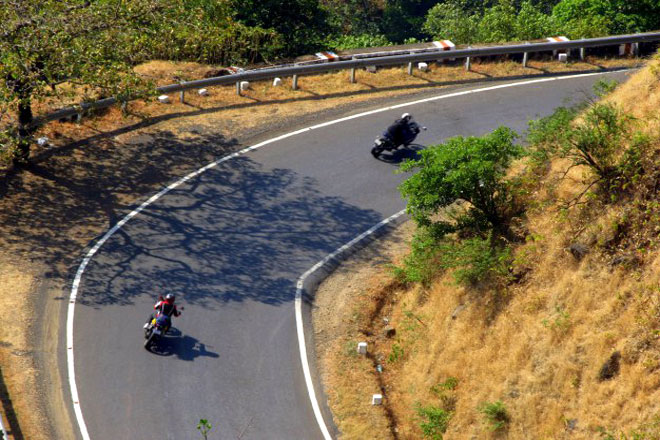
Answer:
xmin=317 ymin=57 xmax=660 ymax=439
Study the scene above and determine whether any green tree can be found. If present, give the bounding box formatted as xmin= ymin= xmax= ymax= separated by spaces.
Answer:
xmin=476 ymin=0 xmax=518 ymax=43
xmin=552 ymin=0 xmax=660 ymax=37
xmin=230 ymin=0 xmax=329 ymax=56
xmin=399 ymin=126 xmax=524 ymax=233
xmin=322 ymin=0 xmax=382 ymax=35
xmin=381 ymin=0 xmax=438 ymax=42
xmin=514 ymin=1 xmax=558 ymax=41
xmin=423 ymin=1 xmax=482 ymax=44
xmin=0 ymin=0 xmax=175 ymax=163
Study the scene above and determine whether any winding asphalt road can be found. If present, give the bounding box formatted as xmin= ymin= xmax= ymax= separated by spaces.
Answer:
xmin=65 ymin=71 xmax=631 ymax=440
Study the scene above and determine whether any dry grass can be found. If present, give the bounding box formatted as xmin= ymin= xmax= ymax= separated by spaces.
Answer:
xmin=314 ymin=57 xmax=660 ymax=439
xmin=26 ymin=56 xmax=640 ymax=167
xmin=0 ymin=54 xmax=646 ymax=439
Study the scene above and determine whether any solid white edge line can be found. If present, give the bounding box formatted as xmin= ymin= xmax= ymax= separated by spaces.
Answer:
xmin=295 ymin=210 xmax=405 ymax=440
xmin=66 ymin=70 xmax=623 ymax=439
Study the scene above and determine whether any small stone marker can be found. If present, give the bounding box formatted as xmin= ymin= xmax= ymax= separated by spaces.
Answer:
xmin=418 ymin=62 xmax=429 ymax=72
xmin=37 ymin=137 xmax=49 ymax=147
xmin=372 ymin=394 xmax=383 ymax=405
xmin=365 ymin=65 xmax=377 ymax=73
xmin=198 ymin=88 xmax=209 ymax=96
xmin=240 ymin=81 xmax=250 ymax=91
xmin=357 ymin=342 xmax=367 ymax=355
xmin=157 ymin=95 xmax=170 ymax=104
xmin=558 ymin=53 xmax=568 ymax=63
xmin=273 ymin=77 xmax=282 ymax=86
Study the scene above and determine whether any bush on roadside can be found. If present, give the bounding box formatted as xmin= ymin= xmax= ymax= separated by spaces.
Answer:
xmin=527 ymin=105 xmax=580 ymax=167
xmin=399 ymin=126 xmax=524 ymax=233
xmin=559 ymin=103 xmax=642 ymax=191
xmin=479 ymin=400 xmax=510 ymax=431
xmin=437 ymin=233 xmax=512 ymax=286
xmin=326 ymin=34 xmax=392 ymax=51
xmin=416 ymin=404 xmax=452 ymax=439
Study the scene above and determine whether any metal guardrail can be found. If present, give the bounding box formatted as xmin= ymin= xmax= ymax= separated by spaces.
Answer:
xmin=38 ymin=31 xmax=660 ymax=125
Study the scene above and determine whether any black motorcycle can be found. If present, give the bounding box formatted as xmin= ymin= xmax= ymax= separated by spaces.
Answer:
xmin=143 ymin=313 xmax=171 ymax=350
xmin=143 ymin=303 xmax=183 ymax=351
xmin=371 ymin=121 xmax=426 ymax=158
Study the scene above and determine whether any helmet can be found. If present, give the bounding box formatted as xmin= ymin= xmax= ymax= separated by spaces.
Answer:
xmin=401 ymin=113 xmax=411 ymax=121
xmin=165 ymin=293 xmax=175 ymax=303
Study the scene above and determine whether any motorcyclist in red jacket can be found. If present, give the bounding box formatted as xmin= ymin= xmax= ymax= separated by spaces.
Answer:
xmin=154 ymin=293 xmax=181 ymax=318
xmin=144 ymin=293 xmax=182 ymax=332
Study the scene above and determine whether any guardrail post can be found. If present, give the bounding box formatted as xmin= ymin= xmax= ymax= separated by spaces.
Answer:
xmin=236 ymin=81 xmax=241 ymax=96
xmin=350 ymin=68 xmax=356 ymax=84
xmin=179 ymin=90 xmax=185 ymax=103
xmin=580 ymin=47 xmax=585 ymax=60
xmin=465 ymin=46 xmax=472 ymax=71
xmin=292 ymin=75 xmax=299 ymax=90
xmin=522 ymin=52 xmax=529 ymax=68
xmin=407 ymin=62 xmax=413 ymax=75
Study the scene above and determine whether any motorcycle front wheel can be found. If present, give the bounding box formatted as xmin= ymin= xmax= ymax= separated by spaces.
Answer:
xmin=371 ymin=146 xmax=382 ymax=158
xmin=144 ymin=333 xmax=155 ymax=350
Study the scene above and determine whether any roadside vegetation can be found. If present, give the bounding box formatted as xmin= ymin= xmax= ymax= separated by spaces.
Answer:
xmin=316 ymin=55 xmax=660 ymax=438
xmin=2 ymin=0 xmax=659 ymax=165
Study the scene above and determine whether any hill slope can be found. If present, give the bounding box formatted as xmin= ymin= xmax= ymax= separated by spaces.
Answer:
xmin=315 ymin=58 xmax=660 ymax=439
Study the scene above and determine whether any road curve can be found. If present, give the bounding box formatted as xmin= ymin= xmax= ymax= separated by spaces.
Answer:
xmin=66 ymin=71 xmax=632 ymax=440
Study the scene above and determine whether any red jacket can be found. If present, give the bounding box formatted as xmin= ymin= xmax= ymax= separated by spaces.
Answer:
xmin=154 ymin=299 xmax=180 ymax=317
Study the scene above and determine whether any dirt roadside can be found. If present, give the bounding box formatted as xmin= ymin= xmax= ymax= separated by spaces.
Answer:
xmin=0 ymin=57 xmax=643 ymax=439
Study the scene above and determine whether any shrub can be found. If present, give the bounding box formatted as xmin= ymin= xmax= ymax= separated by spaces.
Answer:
xmin=593 ymin=79 xmax=619 ymax=98
xmin=416 ymin=405 xmax=452 ymax=439
xmin=479 ymin=400 xmax=510 ymax=431
xmin=392 ymin=225 xmax=444 ymax=286
xmin=399 ymin=126 xmax=524 ymax=233
xmin=388 ymin=342 xmax=405 ymax=363
xmin=326 ymin=34 xmax=392 ymax=51
xmin=526 ymin=106 xmax=579 ymax=166
xmin=559 ymin=103 xmax=635 ymax=187
xmin=437 ymin=233 xmax=512 ymax=286
xmin=431 ymin=377 xmax=459 ymax=393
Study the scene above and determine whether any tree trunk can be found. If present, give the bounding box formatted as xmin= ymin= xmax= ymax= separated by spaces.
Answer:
xmin=16 ymin=97 xmax=33 ymax=163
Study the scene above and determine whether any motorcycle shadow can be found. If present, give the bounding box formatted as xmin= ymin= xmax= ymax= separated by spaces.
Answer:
xmin=147 ymin=329 xmax=219 ymax=361
xmin=145 ymin=327 xmax=181 ymax=356
xmin=375 ymin=144 xmax=424 ymax=164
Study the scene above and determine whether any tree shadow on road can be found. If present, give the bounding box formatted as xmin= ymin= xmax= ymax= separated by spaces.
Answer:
xmin=72 ymin=152 xmax=382 ymax=308
xmin=0 ymin=130 xmax=241 ymax=283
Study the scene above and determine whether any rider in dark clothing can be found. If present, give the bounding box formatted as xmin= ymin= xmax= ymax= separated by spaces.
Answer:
xmin=386 ymin=113 xmax=413 ymax=146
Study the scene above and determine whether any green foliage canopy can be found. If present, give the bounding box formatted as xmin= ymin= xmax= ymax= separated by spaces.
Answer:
xmin=399 ymin=126 xmax=524 ymax=231
xmin=230 ymin=0 xmax=329 ymax=56
xmin=0 ymin=0 xmax=173 ymax=161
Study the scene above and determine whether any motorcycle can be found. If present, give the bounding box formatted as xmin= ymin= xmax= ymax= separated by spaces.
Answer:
xmin=143 ymin=313 xmax=171 ymax=350
xmin=371 ymin=121 xmax=426 ymax=158
xmin=143 ymin=299 xmax=183 ymax=351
